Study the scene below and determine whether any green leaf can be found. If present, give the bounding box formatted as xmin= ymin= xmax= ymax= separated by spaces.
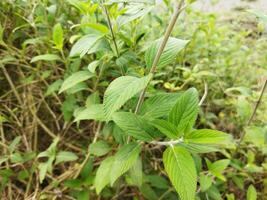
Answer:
xmin=179 ymin=143 xmax=219 ymax=154
xmin=207 ymin=159 xmax=230 ymax=181
xmin=84 ymin=23 xmax=109 ymax=34
xmin=110 ymin=142 xmax=141 ymax=185
xmin=146 ymin=175 xmax=169 ymax=189
xmin=207 ymin=185 xmax=222 ymax=200
xmin=38 ymin=162 xmax=50 ymax=183
xmin=140 ymin=183 xmax=158 ymax=200
xmin=69 ymin=34 xmax=103 ymax=58
xmin=199 ymin=174 xmax=212 ymax=192
xmin=140 ymin=92 xmax=181 ymax=119
xmin=112 ymin=112 xmax=158 ymax=141
xmin=94 ymin=156 xmax=115 ymax=194
xmin=244 ymin=126 xmax=266 ymax=148
xmin=89 ymin=141 xmax=110 ymax=156
xmin=129 ymin=157 xmax=143 ymax=187
xmin=145 ymin=37 xmax=189 ymax=69
xmin=30 ymin=54 xmax=61 ymax=63
xmin=117 ymin=4 xmax=153 ymax=27
xmin=163 ymin=146 xmax=197 ymax=200
xmin=150 ymin=119 xmax=180 ymax=139
xmin=88 ymin=60 xmax=100 ymax=73
xmin=169 ymin=88 xmax=199 ymax=134
xmin=45 ymin=79 xmax=63 ymax=96
xmin=53 ymin=23 xmax=64 ymax=50
xmin=185 ymin=129 xmax=233 ymax=145
xmin=247 ymin=184 xmax=257 ymax=200
xmin=103 ymin=74 xmax=152 ymax=119
xmin=59 ymin=71 xmax=94 ymax=93
xmin=236 ymin=96 xmax=252 ymax=122
xmin=74 ymin=104 xmax=105 ymax=122
xmin=10 ymin=153 xmax=24 ymax=163
xmin=55 ymin=151 xmax=78 ymax=165
xmin=8 ymin=136 xmax=21 ymax=153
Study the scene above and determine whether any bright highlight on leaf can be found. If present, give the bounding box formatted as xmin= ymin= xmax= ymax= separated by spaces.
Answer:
xmin=53 ymin=23 xmax=64 ymax=50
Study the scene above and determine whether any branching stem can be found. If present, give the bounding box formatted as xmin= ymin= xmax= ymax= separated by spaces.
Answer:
xmin=134 ymin=0 xmax=186 ymax=114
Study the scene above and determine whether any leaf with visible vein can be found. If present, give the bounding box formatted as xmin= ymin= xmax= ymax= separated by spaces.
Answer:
xmin=110 ymin=142 xmax=141 ymax=185
xmin=163 ymin=146 xmax=197 ymax=200
xmin=145 ymin=37 xmax=189 ymax=69
xmin=103 ymin=74 xmax=152 ymax=119
xmin=169 ymin=88 xmax=199 ymax=134
xmin=59 ymin=71 xmax=94 ymax=93
xmin=112 ymin=112 xmax=159 ymax=141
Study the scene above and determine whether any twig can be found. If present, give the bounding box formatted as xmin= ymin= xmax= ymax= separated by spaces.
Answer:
xmin=149 ymin=138 xmax=183 ymax=146
xmin=103 ymin=5 xmax=120 ymax=58
xmin=102 ymin=4 xmax=125 ymax=75
xmin=134 ymin=0 xmax=186 ymax=114
xmin=247 ymin=79 xmax=267 ymax=126
xmin=0 ymin=123 xmax=12 ymax=200
xmin=199 ymin=81 xmax=208 ymax=106
xmin=1 ymin=66 xmax=23 ymax=105
xmin=74 ymin=122 xmax=102 ymax=178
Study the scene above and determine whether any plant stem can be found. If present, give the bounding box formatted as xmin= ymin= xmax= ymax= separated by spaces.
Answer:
xmin=238 ymin=79 xmax=267 ymax=144
xmin=247 ymin=79 xmax=267 ymax=126
xmin=150 ymin=138 xmax=184 ymax=146
xmin=74 ymin=122 xmax=102 ymax=178
xmin=134 ymin=0 xmax=186 ymax=114
xmin=199 ymin=81 xmax=208 ymax=106
xmin=102 ymin=3 xmax=125 ymax=75
xmin=103 ymin=5 xmax=119 ymax=57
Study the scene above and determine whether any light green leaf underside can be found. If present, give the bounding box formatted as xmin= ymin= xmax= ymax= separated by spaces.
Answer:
xmin=117 ymin=4 xmax=153 ymax=27
xmin=59 ymin=71 xmax=94 ymax=93
xmin=30 ymin=54 xmax=61 ymax=63
xmin=145 ymin=37 xmax=189 ymax=69
xmin=103 ymin=74 xmax=152 ymax=119
xmin=163 ymin=146 xmax=197 ymax=200
xmin=89 ymin=141 xmax=110 ymax=157
xmin=74 ymin=104 xmax=105 ymax=122
xmin=55 ymin=151 xmax=78 ymax=165
xmin=69 ymin=34 xmax=103 ymax=58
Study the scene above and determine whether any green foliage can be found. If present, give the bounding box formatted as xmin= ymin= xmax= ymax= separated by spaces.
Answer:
xmin=0 ymin=0 xmax=266 ymax=199
xmin=59 ymin=71 xmax=94 ymax=93
xmin=53 ymin=23 xmax=64 ymax=50
xmin=145 ymin=37 xmax=189 ymax=69
xmin=103 ymin=74 xmax=152 ymax=119
xmin=163 ymin=146 xmax=197 ymax=200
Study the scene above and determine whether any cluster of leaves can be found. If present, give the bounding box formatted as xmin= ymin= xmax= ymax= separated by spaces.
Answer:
xmin=0 ymin=0 xmax=266 ymax=200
